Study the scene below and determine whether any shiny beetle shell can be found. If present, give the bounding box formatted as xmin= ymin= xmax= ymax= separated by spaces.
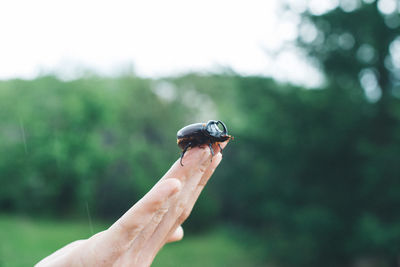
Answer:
xmin=177 ymin=120 xmax=232 ymax=166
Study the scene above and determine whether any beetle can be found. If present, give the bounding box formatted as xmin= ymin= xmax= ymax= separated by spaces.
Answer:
xmin=177 ymin=120 xmax=232 ymax=166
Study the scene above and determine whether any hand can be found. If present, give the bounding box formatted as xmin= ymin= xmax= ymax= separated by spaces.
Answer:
xmin=36 ymin=142 xmax=226 ymax=267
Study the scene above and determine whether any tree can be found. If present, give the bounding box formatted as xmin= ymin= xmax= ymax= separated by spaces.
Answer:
xmin=290 ymin=0 xmax=400 ymax=143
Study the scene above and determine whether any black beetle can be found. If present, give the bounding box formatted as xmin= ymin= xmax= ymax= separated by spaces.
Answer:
xmin=177 ymin=120 xmax=232 ymax=166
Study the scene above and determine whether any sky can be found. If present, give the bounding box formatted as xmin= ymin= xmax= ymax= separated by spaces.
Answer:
xmin=0 ymin=0 xmax=325 ymax=87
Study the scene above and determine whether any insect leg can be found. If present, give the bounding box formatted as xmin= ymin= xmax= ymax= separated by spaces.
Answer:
xmin=218 ymin=143 xmax=223 ymax=154
xmin=208 ymin=143 xmax=214 ymax=162
xmin=180 ymin=142 xmax=191 ymax=166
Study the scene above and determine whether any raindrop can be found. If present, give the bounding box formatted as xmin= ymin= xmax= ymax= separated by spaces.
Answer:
xmin=19 ymin=118 xmax=28 ymax=155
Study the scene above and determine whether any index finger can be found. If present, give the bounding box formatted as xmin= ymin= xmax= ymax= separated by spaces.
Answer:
xmin=143 ymin=141 xmax=229 ymax=258
xmin=160 ymin=145 xmax=213 ymax=184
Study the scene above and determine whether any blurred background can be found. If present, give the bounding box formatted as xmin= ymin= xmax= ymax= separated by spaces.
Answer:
xmin=1 ymin=0 xmax=400 ymax=266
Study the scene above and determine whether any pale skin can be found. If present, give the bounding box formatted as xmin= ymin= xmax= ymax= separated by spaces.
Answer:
xmin=36 ymin=142 xmax=227 ymax=267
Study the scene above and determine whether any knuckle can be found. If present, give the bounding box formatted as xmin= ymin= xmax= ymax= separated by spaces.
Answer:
xmin=203 ymin=149 xmax=212 ymax=160
xmin=150 ymin=199 xmax=163 ymax=210
xmin=202 ymin=147 xmax=210 ymax=156
xmin=151 ymin=207 xmax=168 ymax=224
xmin=133 ymin=233 xmax=147 ymax=247
xmin=159 ymin=206 xmax=169 ymax=214
xmin=198 ymin=178 xmax=208 ymax=187
xmin=151 ymin=214 xmax=163 ymax=225
xmin=199 ymin=173 xmax=212 ymax=186
xmin=117 ymin=221 xmax=143 ymax=241
xmin=109 ymin=240 xmax=127 ymax=257
xmin=182 ymin=209 xmax=191 ymax=220
xmin=88 ymin=231 xmax=104 ymax=241
xmin=175 ymin=202 xmax=185 ymax=215
xmin=178 ymin=209 xmax=191 ymax=223
xmin=198 ymin=164 xmax=208 ymax=173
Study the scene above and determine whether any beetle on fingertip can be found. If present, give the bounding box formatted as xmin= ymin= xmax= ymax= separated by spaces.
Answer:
xmin=177 ymin=120 xmax=233 ymax=166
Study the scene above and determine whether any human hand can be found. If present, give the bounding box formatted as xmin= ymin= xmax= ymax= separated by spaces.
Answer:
xmin=36 ymin=142 xmax=227 ymax=267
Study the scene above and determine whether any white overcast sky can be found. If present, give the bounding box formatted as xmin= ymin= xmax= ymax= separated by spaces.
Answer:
xmin=0 ymin=0 xmax=326 ymax=87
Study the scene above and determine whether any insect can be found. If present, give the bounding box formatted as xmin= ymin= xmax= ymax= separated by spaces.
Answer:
xmin=177 ymin=120 xmax=232 ymax=166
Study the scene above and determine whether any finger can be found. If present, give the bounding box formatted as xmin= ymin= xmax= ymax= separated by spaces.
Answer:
xmin=139 ymin=147 xmax=213 ymax=262
xmin=200 ymin=141 xmax=227 ymax=185
xmin=185 ymin=152 xmax=222 ymax=213
xmin=160 ymin=151 xmax=223 ymax=249
xmin=175 ymin=142 xmax=226 ymax=224
xmin=218 ymin=140 xmax=229 ymax=151
xmin=127 ymin=194 xmax=173 ymax=255
xmin=165 ymin=225 xmax=184 ymax=243
xmin=161 ymin=146 xmax=212 ymax=184
xmin=152 ymin=147 xmax=212 ymax=237
xmin=144 ymin=144 xmax=227 ymax=261
xmin=114 ymin=145 xmax=211 ymax=235
xmin=35 ymin=240 xmax=86 ymax=266
xmin=141 ymin=142 xmax=227 ymax=263
xmin=106 ymin=178 xmax=181 ymax=246
xmin=127 ymin=224 xmax=184 ymax=265
xmin=152 ymin=146 xmax=213 ymax=234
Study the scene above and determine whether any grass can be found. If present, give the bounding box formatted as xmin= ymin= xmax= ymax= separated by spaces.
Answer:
xmin=153 ymin=228 xmax=261 ymax=267
xmin=0 ymin=215 xmax=262 ymax=267
xmin=0 ymin=215 xmax=104 ymax=267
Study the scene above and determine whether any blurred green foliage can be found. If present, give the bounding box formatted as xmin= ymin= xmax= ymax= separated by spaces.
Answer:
xmin=0 ymin=76 xmax=192 ymax=219
xmin=1 ymin=1 xmax=400 ymax=266
xmin=1 ymin=72 xmax=399 ymax=266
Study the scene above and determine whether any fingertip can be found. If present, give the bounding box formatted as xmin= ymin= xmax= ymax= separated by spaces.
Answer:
xmin=176 ymin=225 xmax=184 ymax=240
xmin=220 ymin=140 xmax=229 ymax=150
xmin=166 ymin=226 xmax=184 ymax=243
xmin=179 ymin=146 xmax=211 ymax=167
xmin=215 ymin=152 xmax=223 ymax=163
xmin=165 ymin=178 xmax=182 ymax=196
xmin=195 ymin=146 xmax=212 ymax=160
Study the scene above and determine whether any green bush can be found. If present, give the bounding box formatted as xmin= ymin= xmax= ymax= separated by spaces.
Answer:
xmin=1 ymin=73 xmax=400 ymax=266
